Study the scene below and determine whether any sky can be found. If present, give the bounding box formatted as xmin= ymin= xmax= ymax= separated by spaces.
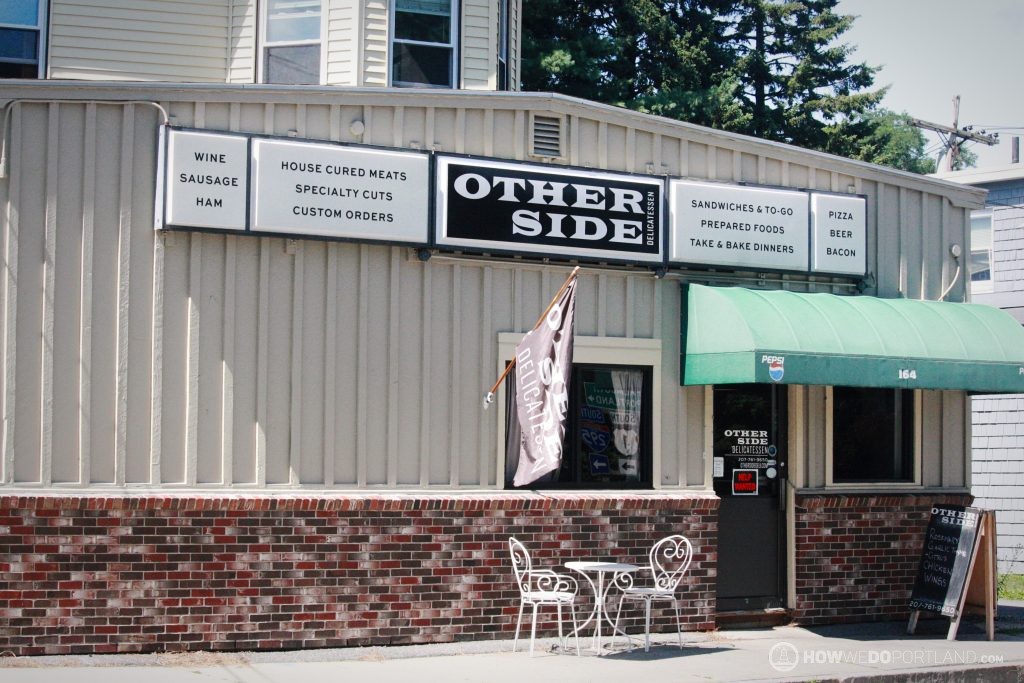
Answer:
xmin=836 ymin=0 xmax=1024 ymax=170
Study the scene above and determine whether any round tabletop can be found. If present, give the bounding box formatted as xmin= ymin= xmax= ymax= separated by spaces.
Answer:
xmin=565 ymin=560 xmax=639 ymax=572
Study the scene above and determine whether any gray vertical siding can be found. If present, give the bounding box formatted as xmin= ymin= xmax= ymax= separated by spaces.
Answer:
xmin=0 ymin=84 xmax=983 ymax=490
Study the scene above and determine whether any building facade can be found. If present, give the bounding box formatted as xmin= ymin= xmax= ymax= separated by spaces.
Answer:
xmin=2 ymin=0 xmax=520 ymax=90
xmin=937 ymin=163 xmax=1024 ymax=574
xmin=1 ymin=1 xmax=1022 ymax=657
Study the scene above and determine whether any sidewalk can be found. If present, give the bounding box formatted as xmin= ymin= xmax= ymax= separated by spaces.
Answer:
xmin=2 ymin=604 xmax=1023 ymax=683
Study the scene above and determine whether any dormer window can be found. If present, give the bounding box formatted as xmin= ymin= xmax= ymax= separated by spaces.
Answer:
xmin=0 ymin=0 xmax=46 ymax=79
xmin=391 ymin=0 xmax=456 ymax=87
xmin=262 ymin=0 xmax=323 ymax=85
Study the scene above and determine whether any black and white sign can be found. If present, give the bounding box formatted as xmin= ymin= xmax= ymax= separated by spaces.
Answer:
xmin=908 ymin=505 xmax=982 ymax=617
xmin=811 ymin=193 xmax=867 ymax=275
xmin=164 ymin=129 xmax=249 ymax=231
xmin=251 ymin=139 xmax=430 ymax=243
xmin=436 ymin=156 xmax=664 ymax=263
xmin=669 ymin=180 xmax=809 ymax=271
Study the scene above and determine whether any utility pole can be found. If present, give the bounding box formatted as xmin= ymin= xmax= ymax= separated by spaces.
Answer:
xmin=910 ymin=95 xmax=999 ymax=170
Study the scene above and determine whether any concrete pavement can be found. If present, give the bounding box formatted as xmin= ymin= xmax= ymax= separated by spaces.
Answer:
xmin=2 ymin=604 xmax=1023 ymax=682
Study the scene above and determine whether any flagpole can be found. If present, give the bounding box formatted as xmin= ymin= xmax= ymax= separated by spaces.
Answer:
xmin=482 ymin=266 xmax=580 ymax=409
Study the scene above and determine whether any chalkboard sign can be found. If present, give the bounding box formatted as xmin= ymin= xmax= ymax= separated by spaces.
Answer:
xmin=908 ymin=505 xmax=983 ymax=617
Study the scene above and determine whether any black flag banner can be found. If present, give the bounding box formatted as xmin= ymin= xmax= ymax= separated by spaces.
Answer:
xmin=512 ymin=276 xmax=577 ymax=487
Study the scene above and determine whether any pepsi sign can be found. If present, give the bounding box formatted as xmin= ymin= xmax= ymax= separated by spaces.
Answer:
xmin=762 ymin=354 xmax=785 ymax=382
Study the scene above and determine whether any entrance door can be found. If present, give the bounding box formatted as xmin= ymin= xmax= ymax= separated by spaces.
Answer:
xmin=713 ymin=384 xmax=787 ymax=611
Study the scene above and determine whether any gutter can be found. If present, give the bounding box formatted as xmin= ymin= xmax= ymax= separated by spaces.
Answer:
xmin=0 ymin=80 xmax=988 ymax=209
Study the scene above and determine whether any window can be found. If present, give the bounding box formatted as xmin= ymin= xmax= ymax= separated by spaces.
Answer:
xmin=262 ymin=0 xmax=322 ymax=85
xmin=497 ymin=334 xmax=661 ymax=490
xmin=0 ymin=0 xmax=46 ymax=79
xmin=829 ymin=387 xmax=917 ymax=484
xmin=391 ymin=0 xmax=456 ymax=87
xmin=496 ymin=0 xmax=509 ymax=90
xmin=505 ymin=364 xmax=653 ymax=488
xmin=970 ymin=209 xmax=993 ymax=293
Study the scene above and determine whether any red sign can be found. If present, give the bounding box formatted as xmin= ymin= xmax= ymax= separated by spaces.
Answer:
xmin=732 ymin=468 xmax=758 ymax=496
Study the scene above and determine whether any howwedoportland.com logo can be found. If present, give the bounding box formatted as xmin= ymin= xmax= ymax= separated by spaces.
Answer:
xmin=768 ymin=642 xmax=1004 ymax=673
xmin=768 ymin=642 xmax=799 ymax=672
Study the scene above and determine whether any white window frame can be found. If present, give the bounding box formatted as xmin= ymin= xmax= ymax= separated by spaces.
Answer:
xmin=969 ymin=208 xmax=994 ymax=295
xmin=257 ymin=0 xmax=327 ymax=85
xmin=496 ymin=334 xmax=662 ymax=489
xmin=0 ymin=0 xmax=47 ymax=79
xmin=389 ymin=0 xmax=459 ymax=88
xmin=496 ymin=0 xmax=509 ymax=90
xmin=824 ymin=386 xmax=922 ymax=488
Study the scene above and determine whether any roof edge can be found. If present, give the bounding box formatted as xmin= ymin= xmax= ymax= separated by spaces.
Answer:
xmin=1 ymin=80 xmax=987 ymax=208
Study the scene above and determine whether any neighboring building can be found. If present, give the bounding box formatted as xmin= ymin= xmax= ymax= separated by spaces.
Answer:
xmin=936 ymin=162 xmax=1024 ymax=574
xmin=2 ymin=1 xmax=1024 ymax=658
xmin=1 ymin=0 xmax=519 ymax=90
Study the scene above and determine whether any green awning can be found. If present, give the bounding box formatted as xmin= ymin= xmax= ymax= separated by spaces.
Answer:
xmin=681 ymin=284 xmax=1024 ymax=393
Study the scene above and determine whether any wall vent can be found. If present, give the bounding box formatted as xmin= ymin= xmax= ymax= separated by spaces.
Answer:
xmin=529 ymin=114 xmax=564 ymax=159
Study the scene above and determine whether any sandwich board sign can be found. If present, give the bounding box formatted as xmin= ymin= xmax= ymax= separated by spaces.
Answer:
xmin=907 ymin=505 xmax=997 ymax=640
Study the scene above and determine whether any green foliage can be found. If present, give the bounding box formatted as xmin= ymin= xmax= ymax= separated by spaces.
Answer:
xmin=950 ymin=146 xmax=978 ymax=171
xmin=999 ymin=574 xmax=1024 ymax=600
xmin=826 ymin=109 xmax=936 ymax=175
xmin=726 ymin=0 xmax=884 ymax=147
xmin=523 ymin=0 xmax=745 ymax=128
xmin=521 ymin=0 xmax=936 ymax=174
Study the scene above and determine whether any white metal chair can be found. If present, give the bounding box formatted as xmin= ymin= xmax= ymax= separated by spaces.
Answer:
xmin=613 ymin=534 xmax=693 ymax=652
xmin=508 ymin=537 xmax=580 ymax=656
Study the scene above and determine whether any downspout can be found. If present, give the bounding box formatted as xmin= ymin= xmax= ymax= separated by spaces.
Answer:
xmin=0 ymin=99 xmax=170 ymax=179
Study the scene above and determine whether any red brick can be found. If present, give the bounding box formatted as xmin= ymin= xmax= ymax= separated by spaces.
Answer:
xmin=0 ymin=493 xmax=718 ymax=656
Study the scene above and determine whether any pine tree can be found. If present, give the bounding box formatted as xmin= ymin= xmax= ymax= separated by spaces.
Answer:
xmin=522 ymin=0 xmax=743 ymax=129
xmin=726 ymin=0 xmax=883 ymax=147
xmin=521 ymin=0 xmax=934 ymax=174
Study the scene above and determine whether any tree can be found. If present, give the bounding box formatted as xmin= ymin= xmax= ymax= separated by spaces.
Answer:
xmin=725 ymin=0 xmax=883 ymax=148
xmin=948 ymin=145 xmax=978 ymax=171
xmin=522 ymin=0 xmax=744 ymax=129
xmin=521 ymin=0 xmax=934 ymax=174
xmin=825 ymin=109 xmax=936 ymax=175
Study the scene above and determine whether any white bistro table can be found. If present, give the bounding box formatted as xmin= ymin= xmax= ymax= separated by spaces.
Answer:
xmin=565 ymin=560 xmax=639 ymax=654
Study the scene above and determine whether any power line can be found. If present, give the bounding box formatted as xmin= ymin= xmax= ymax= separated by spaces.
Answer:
xmin=911 ymin=96 xmax=999 ymax=170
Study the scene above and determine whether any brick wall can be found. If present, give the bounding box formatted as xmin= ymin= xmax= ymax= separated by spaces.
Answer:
xmin=0 ymin=493 xmax=717 ymax=656
xmin=792 ymin=493 xmax=973 ymax=625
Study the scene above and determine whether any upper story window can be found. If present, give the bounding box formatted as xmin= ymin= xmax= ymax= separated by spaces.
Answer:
xmin=970 ymin=209 xmax=993 ymax=293
xmin=262 ymin=0 xmax=322 ymax=85
xmin=0 ymin=0 xmax=46 ymax=79
xmin=391 ymin=0 xmax=456 ymax=87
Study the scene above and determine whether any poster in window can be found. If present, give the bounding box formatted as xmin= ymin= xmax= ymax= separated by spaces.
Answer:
xmin=578 ymin=368 xmax=643 ymax=482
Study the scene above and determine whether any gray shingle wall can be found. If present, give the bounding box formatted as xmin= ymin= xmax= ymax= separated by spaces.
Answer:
xmin=972 ymin=394 xmax=1024 ymax=573
xmin=994 ymin=204 xmax=1024 ymax=293
xmin=970 ymin=176 xmax=1024 ymax=575
xmin=987 ymin=179 xmax=1024 ymax=293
